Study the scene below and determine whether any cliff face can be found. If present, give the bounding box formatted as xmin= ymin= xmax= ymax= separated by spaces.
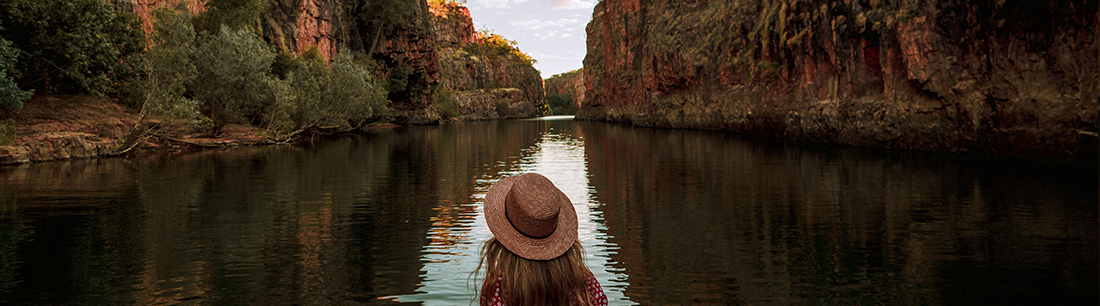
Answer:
xmin=118 ymin=1 xmax=546 ymax=124
xmin=582 ymin=0 xmax=1098 ymax=162
xmin=118 ymin=0 xmax=442 ymax=124
xmin=432 ymin=4 xmax=546 ymax=120
xmin=544 ymin=69 xmax=585 ymax=114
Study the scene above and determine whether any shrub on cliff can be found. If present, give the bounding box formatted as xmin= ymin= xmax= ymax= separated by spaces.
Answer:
xmin=495 ymin=100 xmax=512 ymax=118
xmin=546 ymin=93 xmax=576 ymax=115
xmin=0 ymin=0 xmax=144 ymax=96
xmin=464 ymin=31 xmax=537 ymax=66
xmin=433 ymin=85 xmax=460 ymax=119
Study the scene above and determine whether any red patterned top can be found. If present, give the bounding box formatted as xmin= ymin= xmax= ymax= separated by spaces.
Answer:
xmin=482 ymin=272 xmax=608 ymax=306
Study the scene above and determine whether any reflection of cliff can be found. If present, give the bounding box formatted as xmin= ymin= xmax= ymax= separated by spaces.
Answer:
xmin=582 ymin=0 xmax=1098 ymax=162
xmin=582 ymin=122 xmax=1098 ymax=304
xmin=0 ymin=120 xmax=551 ymax=304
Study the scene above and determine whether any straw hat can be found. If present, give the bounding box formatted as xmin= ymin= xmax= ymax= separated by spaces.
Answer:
xmin=484 ymin=173 xmax=578 ymax=261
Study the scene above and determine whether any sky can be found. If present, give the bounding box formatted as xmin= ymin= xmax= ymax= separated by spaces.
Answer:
xmin=463 ymin=0 xmax=598 ymax=79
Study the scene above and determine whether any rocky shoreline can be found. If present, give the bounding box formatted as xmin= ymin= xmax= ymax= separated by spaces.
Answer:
xmin=0 ymin=95 xmax=402 ymax=165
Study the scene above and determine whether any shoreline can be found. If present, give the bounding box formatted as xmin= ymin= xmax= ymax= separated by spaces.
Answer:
xmin=0 ymin=95 xmax=402 ymax=165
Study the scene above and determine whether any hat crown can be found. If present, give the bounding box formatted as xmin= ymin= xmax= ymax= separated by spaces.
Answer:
xmin=504 ymin=174 xmax=562 ymax=239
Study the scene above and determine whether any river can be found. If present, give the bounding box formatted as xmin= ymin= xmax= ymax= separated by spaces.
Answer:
xmin=0 ymin=117 xmax=1095 ymax=305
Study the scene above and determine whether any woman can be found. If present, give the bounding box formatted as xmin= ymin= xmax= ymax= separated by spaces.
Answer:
xmin=475 ymin=173 xmax=608 ymax=306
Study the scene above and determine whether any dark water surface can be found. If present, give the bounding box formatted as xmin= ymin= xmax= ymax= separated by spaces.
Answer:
xmin=0 ymin=117 xmax=1095 ymax=305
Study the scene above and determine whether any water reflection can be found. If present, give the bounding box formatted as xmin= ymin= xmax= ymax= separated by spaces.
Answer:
xmin=583 ymin=122 xmax=1098 ymax=305
xmin=0 ymin=118 xmax=1095 ymax=305
xmin=399 ymin=118 xmax=631 ymax=305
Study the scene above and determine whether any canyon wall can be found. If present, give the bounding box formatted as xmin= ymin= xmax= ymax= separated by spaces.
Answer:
xmin=545 ymin=69 xmax=585 ymax=114
xmin=432 ymin=4 xmax=546 ymax=121
xmin=581 ymin=0 xmax=1098 ymax=162
xmin=116 ymin=0 xmax=543 ymax=125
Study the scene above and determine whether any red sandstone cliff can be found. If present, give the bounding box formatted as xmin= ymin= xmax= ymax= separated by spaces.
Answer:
xmin=431 ymin=3 xmax=546 ymax=120
xmin=544 ymin=69 xmax=585 ymax=114
xmin=117 ymin=1 xmax=547 ymax=124
xmin=582 ymin=0 xmax=1098 ymax=162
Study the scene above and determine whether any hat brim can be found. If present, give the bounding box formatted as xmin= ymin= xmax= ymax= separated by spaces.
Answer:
xmin=484 ymin=175 xmax=578 ymax=261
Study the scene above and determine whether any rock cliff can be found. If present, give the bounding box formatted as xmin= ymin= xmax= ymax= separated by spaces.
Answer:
xmin=431 ymin=4 xmax=546 ymax=121
xmin=582 ymin=0 xmax=1098 ymax=162
xmin=117 ymin=0 xmax=545 ymax=125
xmin=544 ymin=69 xmax=585 ymax=114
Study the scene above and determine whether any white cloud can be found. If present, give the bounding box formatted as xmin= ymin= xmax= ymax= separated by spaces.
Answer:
xmin=471 ymin=0 xmax=534 ymax=9
xmin=534 ymin=30 xmax=559 ymax=39
xmin=472 ymin=0 xmax=511 ymax=9
xmin=551 ymin=0 xmax=597 ymax=9
xmin=510 ymin=18 xmax=585 ymax=30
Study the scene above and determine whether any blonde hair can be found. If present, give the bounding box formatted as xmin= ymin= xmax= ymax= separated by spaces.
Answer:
xmin=473 ymin=237 xmax=596 ymax=306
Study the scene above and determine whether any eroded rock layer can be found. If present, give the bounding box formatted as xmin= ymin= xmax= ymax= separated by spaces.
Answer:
xmin=582 ymin=0 xmax=1097 ymax=162
xmin=432 ymin=4 xmax=545 ymax=120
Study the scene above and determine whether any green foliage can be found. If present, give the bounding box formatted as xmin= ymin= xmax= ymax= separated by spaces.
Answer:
xmin=139 ymin=5 xmax=201 ymax=121
xmin=0 ymin=0 xmax=145 ymax=96
xmin=275 ymin=50 xmax=389 ymax=130
xmin=495 ymin=100 xmax=512 ymax=118
xmin=192 ymin=25 xmax=278 ymax=126
xmin=463 ymin=30 xmax=537 ymax=66
xmin=355 ymin=0 xmax=424 ymax=31
xmin=0 ymin=37 xmax=31 ymax=112
xmin=385 ymin=62 xmax=426 ymax=102
xmin=545 ymin=93 xmax=576 ymax=115
xmin=433 ymin=85 xmax=460 ymax=119
xmin=193 ymin=0 xmax=264 ymax=33
xmin=133 ymin=6 xmax=389 ymax=135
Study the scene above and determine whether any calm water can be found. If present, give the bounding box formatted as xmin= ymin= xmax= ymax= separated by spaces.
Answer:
xmin=0 ymin=117 xmax=1096 ymax=305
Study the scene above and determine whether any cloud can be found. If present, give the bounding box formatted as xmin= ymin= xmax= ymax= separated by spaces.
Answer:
xmin=534 ymin=30 xmax=559 ymax=39
xmin=510 ymin=18 xmax=585 ymax=30
xmin=472 ymin=0 xmax=532 ymax=9
xmin=551 ymin=0 xmax=597 ymax=9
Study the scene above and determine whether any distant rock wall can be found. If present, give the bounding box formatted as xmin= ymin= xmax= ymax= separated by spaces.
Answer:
xmin=432 ymin=4 xmax=546 ymax=120
xmin=544 ymin=69 xmax=585 ymax=113
xmin=582 ymin=0 xmax=1098 ymax=162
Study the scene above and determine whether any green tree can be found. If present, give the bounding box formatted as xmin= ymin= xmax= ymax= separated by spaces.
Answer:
xmin=140 ymin=5 xmax=201 ymax=121
xmin=276 ymin=49 xmax=388 ymax=131
xmin=546 ymin=93 xmax=576 ymax=115
xmin=193 ymin=0 xmax=264 ymax=34
xmin=349 ymin=0 xmax=429 ymax=54
xmin=0 ymin=0 xmax=144 ymax=96
xmin=192 ymin=25 xmax=278 ymax=126
xmin=0 ymin=36 xmax=31 ymax=113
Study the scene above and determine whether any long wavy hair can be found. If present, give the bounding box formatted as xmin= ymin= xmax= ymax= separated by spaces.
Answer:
xmin=472 ymin=237 xmax=595 ymax=306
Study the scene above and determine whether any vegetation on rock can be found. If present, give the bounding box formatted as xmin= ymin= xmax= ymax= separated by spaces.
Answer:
xmin=544 ymin=68 xmax=583 ymax=115
xmin=583 ymin=0 xmax=1098 ymax=162
xmin=133 ymin=5 xmax=388 ymax=138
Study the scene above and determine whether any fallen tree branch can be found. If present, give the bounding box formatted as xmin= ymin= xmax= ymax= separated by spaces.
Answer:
xmin=162 ymin=136 xmax=233 ymax=148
